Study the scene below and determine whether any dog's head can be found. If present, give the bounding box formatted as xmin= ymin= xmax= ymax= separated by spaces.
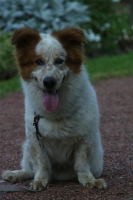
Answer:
xmin=11 ymin=27 xmax=87 ymax=111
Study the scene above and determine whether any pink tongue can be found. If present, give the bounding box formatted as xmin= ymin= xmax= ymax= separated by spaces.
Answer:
xmin=43 ymin=91 xmax=59 ymax=111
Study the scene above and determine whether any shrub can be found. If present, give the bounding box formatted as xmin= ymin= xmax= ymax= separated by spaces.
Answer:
xmin=0 ymin=0 xmax=89 ymax=33
xmin=77 ymin=0 xmax=133 ymax=56
xmin=0 ymin=32 xmax=17 ymax=80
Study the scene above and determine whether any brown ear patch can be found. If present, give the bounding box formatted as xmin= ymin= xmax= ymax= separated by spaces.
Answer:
xmin=52 ymin=27 xmax=87 ymax=44
xmin=11 ymin=27 xmax=41 ymax=48
xmin=51 ymin=27 xmax=87 ymax=73
xmin=11 ymin=27 xmax=41 ymax=80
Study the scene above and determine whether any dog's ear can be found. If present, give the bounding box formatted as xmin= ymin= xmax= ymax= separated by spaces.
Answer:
xmin=11 ymin=27 xmax=40 ymax=48
xmin=52 ymin=27 xmax=87 ymax=46
xmin=52 ymin=27 xmax=87 ymax=74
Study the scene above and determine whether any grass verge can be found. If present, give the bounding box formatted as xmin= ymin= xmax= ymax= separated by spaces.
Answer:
xmin=0 ymin=75 xmax=21 ymax=97
xmin=85 ymin=52 xmax=133 ymax=82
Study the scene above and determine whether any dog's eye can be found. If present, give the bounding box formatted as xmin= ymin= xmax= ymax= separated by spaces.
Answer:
xmin=54 ymin=58 xmax=64 ymax=65
xmin=35 ymin=58 xmax=44 ymax=66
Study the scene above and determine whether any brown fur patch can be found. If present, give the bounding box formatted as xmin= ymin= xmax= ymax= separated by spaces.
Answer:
xmin=11 ymin=27 xmax=41 ymax=80
xmin=51 ymin=27 xmax=87 ymax=73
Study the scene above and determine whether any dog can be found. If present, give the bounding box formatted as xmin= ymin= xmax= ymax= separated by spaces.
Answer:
xmin=2 ymin=27 xmax=106 ymax=190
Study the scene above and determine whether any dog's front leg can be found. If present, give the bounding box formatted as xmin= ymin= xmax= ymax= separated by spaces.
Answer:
xmin=74 ymin=143 xmax=106 ymax=189
xmin=2 ymin=137 xmax=51 ymax=191
xmin=29 ymin=137 xmax=52 ymax=191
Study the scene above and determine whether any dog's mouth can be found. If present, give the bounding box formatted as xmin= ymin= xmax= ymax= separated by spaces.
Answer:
xmin=42 ymin=76 xmax=65 ymax=112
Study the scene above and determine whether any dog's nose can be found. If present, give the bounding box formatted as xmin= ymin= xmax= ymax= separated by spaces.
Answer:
xmin=43 ymin=77 xmax=56 ymax=89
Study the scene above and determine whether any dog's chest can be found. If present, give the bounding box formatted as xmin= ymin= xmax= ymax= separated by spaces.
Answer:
xmin=38 ymin=118 xmax=83 ymax=164
xmin=42 ymin=137 xmax=78 ymax=164
xmin=38 ymin=117 xmax=81 ymax=138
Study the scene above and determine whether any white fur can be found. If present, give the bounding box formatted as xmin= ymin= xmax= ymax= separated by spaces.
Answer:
xmin=2 ymin=33 xmax=106 ymax=190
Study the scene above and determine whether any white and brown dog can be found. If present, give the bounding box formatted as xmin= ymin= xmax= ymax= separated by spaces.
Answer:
xmin=2 ymin=27 xmax=106 ymax=190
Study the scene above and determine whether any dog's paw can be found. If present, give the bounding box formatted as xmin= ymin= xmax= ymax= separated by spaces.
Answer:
xmin=85 ymin=178 xmax=107 ymax=189
xmin=30 ymin=179 xmax=48 ymax=191
xmin=2 ymin=170 xmax=19 ymax=183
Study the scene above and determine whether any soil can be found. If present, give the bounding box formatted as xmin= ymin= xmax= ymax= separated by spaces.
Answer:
xmin=0 ymin=77 xmax=133 ymax=200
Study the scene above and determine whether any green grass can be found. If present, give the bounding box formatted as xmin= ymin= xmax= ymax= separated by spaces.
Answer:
xmin=85 ymin=52 xmax=133 ymax=82
xmin=0 ymin=52 xmax=133 ymax=97
xmin=0 ymin=75 xmax=21 ymax=97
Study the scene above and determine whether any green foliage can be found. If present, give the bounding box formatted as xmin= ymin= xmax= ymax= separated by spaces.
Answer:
xmin=0 ymin=0 xmax=89 ymax=33
xmin=0 ymin=76 xmax=20 ymax=97
xmin=78 ymin=0 xmax=133 ymax=56
xmin=0 ymin=32 xmax=17 ymax=80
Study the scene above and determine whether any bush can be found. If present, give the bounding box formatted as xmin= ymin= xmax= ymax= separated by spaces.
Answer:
xmin=0 ymin=32 xmax=17 ymax=80
xmin=78 ymin=0 xmax=133 ymax=56
xmin=0 ymin=0 xmax=89 ymax=33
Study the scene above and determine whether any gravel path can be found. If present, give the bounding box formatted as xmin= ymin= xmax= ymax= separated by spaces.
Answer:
xmin=0 ymin=77 xmax=133 ymax=200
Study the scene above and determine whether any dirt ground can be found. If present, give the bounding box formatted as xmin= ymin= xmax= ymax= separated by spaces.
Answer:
xmin=0 ymin=77 xmax=133 ymax=200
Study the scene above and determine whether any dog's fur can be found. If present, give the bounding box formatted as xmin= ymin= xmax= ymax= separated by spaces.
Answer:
xmin=2 ymin=27 xmax=106 ymax=190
